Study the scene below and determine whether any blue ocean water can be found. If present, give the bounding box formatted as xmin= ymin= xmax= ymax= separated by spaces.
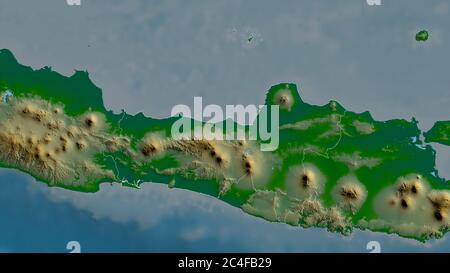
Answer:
xmin=0 ymin=168 xmax=449 ymax=253
xmin=0 ymin=169 xmax=250 ymax=252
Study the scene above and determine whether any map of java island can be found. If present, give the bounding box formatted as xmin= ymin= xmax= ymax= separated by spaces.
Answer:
xmin=0 ymin=48 xmax=449 ymax=242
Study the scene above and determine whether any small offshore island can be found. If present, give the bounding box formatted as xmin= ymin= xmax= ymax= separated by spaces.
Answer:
xmin=0 ymin=48 xmax=449 ymax=242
